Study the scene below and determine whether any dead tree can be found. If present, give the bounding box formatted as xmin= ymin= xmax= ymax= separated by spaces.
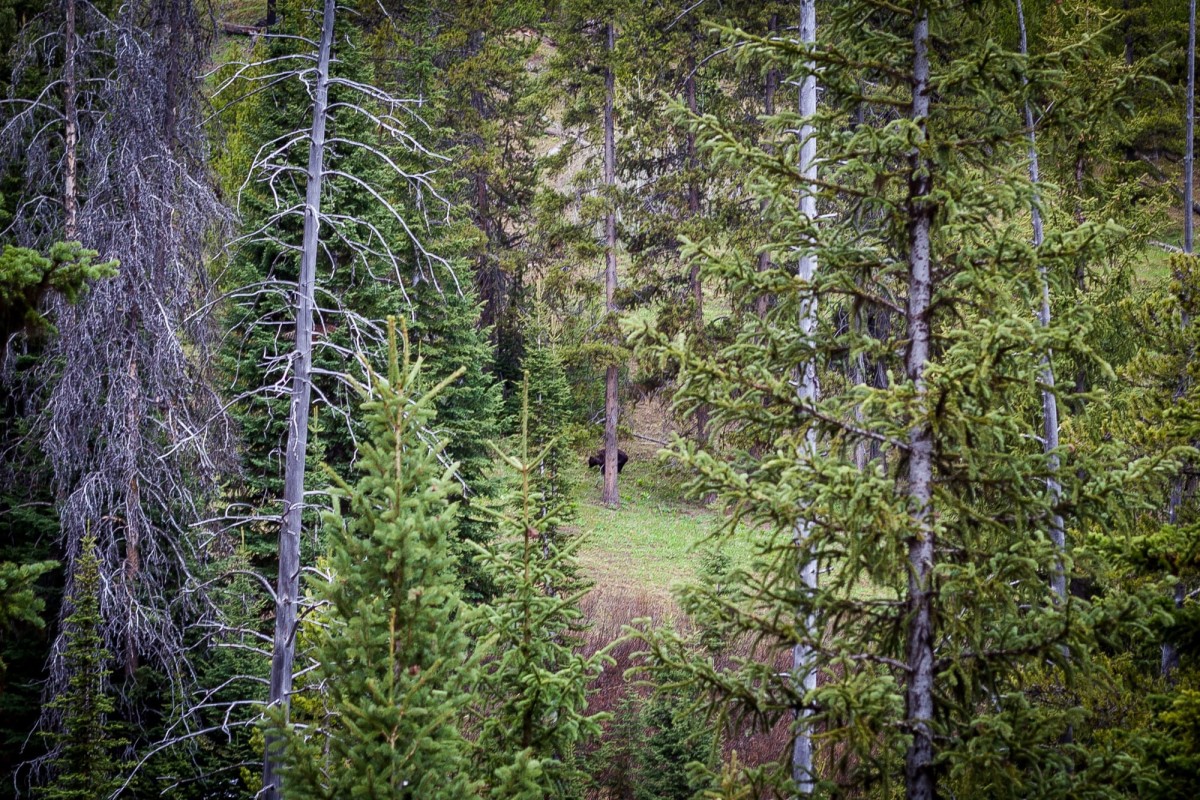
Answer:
xmin=0 ymin=0 xmax=233 ymax=737
xmin=204 ymin=2 xmax=456 ymax=795
xmin=1163 ymin=0 xmax=1196 ymax=679
xmin=260 ymin=1 xmax=334 ymax=795
xmin=1016 ymin=0 xmax=1067 ymax=606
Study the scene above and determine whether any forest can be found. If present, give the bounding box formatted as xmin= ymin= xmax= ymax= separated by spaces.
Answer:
xmin=1 ymin=0 xmax=1199 ymax=798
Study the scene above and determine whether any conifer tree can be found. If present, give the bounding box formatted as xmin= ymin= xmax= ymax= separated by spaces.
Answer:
xmin=39 ymin=536 xmax=121 ymax=800
xmin=539 ymin=0 xmax=635 ymax=507
xmin=273 ymin=321 xmax=474 ymax=799
xmin=407 ymin=280 xmax=504 ymax=602
xmin=520 ymin=317 xmax=576 ymax=544
xmin=633 ymin=2 xmax=1163 ymax=796
xmin=468 ymin=377 xmax=606 ymax=798
xmin=422 ymin=0 xmax=546 ymax=387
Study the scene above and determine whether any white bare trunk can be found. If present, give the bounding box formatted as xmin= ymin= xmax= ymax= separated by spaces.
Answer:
xmin=1164 ymin=0 xmax=1196 ymax=681
xmin=792 ymin=0 xmax=819 ymax=793
xmin=1017 ymin=0 xmax=1067 ymax=604
xmin=63 ymin=0 xmax=78 ymax=240
xmin=262 ymin=1 xmax=335 ymax=796
xmin=903 ymin=9 xmax=936 ymax=800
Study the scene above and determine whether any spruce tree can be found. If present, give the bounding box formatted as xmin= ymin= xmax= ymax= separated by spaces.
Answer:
xmin=407 ymin=279 xmax=504 ymax=602
xmin=273 ymin=320 xmax=474 ymax=800
xmin=469 ymin=377 xmax=605 ymax=798
xmin=39 ymin=536 xmax=121 ymax=800
xmin=632 ymin=2 xmax=1163 ymax=796
xmin=520 ymin=319 xmax=577 ymax=546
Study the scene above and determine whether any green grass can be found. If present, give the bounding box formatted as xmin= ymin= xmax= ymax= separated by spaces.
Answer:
xmin=569 ymin=457 xmax=753 ymax=597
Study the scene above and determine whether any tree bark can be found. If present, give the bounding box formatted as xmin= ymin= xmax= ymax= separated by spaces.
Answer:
xmin=262 ymin=1 xmax=334 ymax=795
xmin=903 ymin=8 xmax=936 ymax=800
xmin=792 ymin=1 xmax=819 ymax=794
xmin=685 ymin=51 xmax=708 ymax=445
xmin=756 ymin=15 xmax=779 ymax=321
xmin=602 ymin=21 xmax=620 ymax=508
xmin=1017 ymin=0 xmax=1067 ymax=604
xmin=1163 ymin=0 xmax=1195 ymax=680
xmin=63 ymin=0 xmax=78 ymax=240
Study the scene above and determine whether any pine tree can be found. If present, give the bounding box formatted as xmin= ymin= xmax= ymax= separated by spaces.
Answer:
xmin=39 ymin=536 xmax=122 ymax=800
xmin=468 ymin=377 xmax=606 ymax=798
xmin=272 ymin=320 xmax=475 ymax=800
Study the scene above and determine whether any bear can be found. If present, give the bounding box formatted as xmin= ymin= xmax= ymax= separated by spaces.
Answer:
xmin=587 ymin=448 xmax=628 ymax=475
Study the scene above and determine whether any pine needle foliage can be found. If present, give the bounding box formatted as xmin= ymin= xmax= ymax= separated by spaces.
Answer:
xmin=273 ymin=320 xmax=475 ymax=800
xmin=0 ymin=241 xmax=114 ymax=340
xmin=631 ymin=1 xmax=1172 ymax=796
xmin=39 ymin=535 xmax=122 ymax=800
xmin=468 ymin=375 xmax=606 ymax=798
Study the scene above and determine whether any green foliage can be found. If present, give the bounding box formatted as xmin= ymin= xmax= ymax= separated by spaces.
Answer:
xmin=408 ymin=280 xmax=504 ymax=600
xmin=630 ymin=2 xmax=1174 ymax=796
xmin=273 ymin=321 xmax=475 ymax=799
xmin=1144 ymin=675 xmax=1200 ymax=798
xmin=519 ymin=323 xmax=577 ymax=537
xmin=588 ymin=675 xmax=718 ymax=800
xmin=0 ymin=559 xmax=55 ymax=632
xmin=39 ymin=537 xmax=122 ymax=800
xmin=0 ymin=241 xmax=115 ymax=339
xmin=468 ymin=378 xmax=606 ymax=798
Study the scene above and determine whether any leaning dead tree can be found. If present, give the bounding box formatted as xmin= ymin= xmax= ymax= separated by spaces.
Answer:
xmin=260 ymin=1 xmax=335 ymax=794
xmin=204 ymin=2 xmax=454 ymax=796
xmin=0 ymin=0 xmax=232 ymax=740
xmin=1015 ymin=0 xmax=1068 ymax=607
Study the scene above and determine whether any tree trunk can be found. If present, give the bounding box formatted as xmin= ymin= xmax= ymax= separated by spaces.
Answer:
xmin=1163 ymin=0 xmax=1195 ymax=680
xmin=756 ymin=14 xmax=778 ymax=321
xmin=685 ymin=52 xmax=708 ymax=445
xmin=792 ymin=1 xmax=819 ymax=793
xmin=903 ymin=9 xmax=936 ymax=800
xmin=602 ymin=21 xmax=620 ymax=508
xmin=123 ymin=354 xmax=141 ymax=679
xmin=1123 ymin=0 xmax=1134 ymax=67
xmin=63 ymin=0 xmax=78 ymax=240
xmin=1017 ymin=0 xmax=1067 ymax=604
xmin=262 ymin=1 xmax=334 ymax=795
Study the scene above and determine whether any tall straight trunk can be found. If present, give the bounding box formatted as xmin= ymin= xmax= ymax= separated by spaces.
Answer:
xmin=602 ymin=21 xmax=620 ymax=508
xmin=63 ymin=0 xmax=78 ymax=240
xmin=903 ymin=9 xmax=936 ymax=800
xmin=262 ymin=1 xmax=334 ymax=795
xmin=468 ymin=30 xmax=502 ymax=339
xmin=1017 ymin=0 xmax=1067 ymax=604
xmin=756 ymin=13 xmax=779 ymax=321
xmin=1123 ymin=0 xmax=1134 ymax=67
xmin=1163 ymin=0 xmax=1195 ymax=680
xmin=1186 ymin=0 xmax=1195 ymax=258
xmin=792 ymin=1 xmax=819 ymax=793
xmin=685 ymin=52 xmax=708 ymax=445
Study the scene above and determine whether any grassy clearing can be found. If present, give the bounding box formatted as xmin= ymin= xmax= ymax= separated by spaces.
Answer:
xmin=569 ymin=456 xmax=755 ymax=599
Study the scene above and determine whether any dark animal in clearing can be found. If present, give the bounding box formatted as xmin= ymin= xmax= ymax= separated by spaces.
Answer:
xmin=587 ymin=449 xmax=628 ymax=475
